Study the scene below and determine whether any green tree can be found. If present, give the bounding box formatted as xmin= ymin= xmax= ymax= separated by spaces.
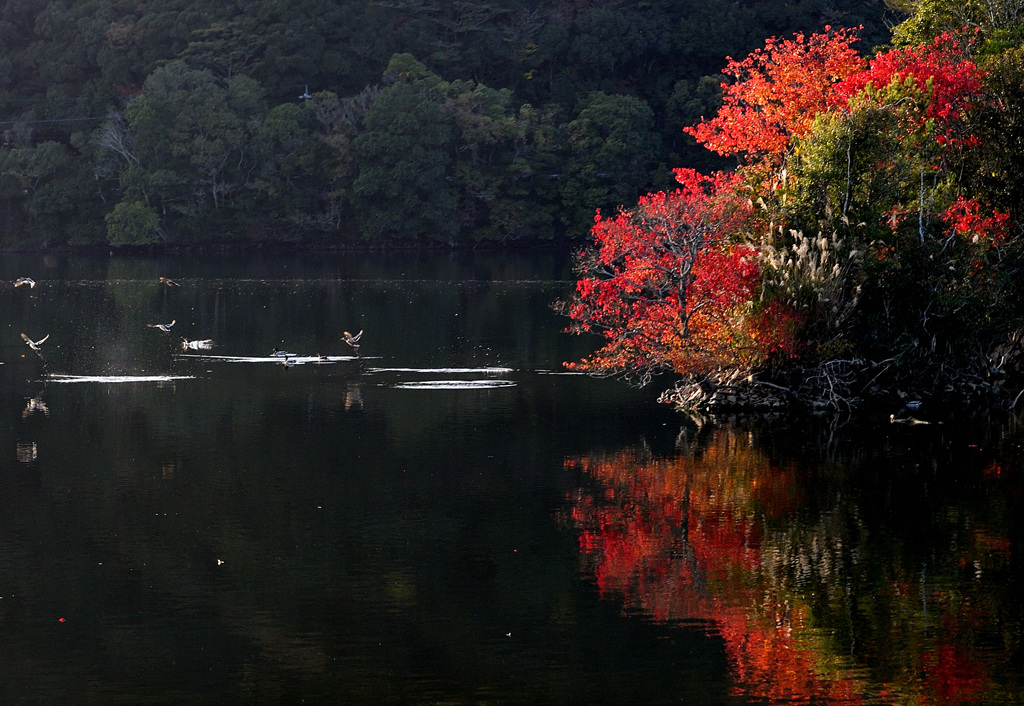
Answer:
xmin=351 ymin=57 xmax=457 ymax=241
xmin=0 ymin=140 xmax=86 ymax=246
xmin=122 ymin=61 xmax=266 ymax=236
xmin=891 ymin=0 xmax=1024 ymax=46
xmin=105 ymin=199 xmax=161 ymax=245
xmin=777 ymin=40 xmax=1011 ymax=361
xmin=441 ymin=80 xmax=527 ymax=239
xmin=559 ymin=91 xmax=663 ymax=236
xmin=971 ymin=46 xmax=1024 ymax=221
xmin=179 ymin=18 xmax=265 ymax=79
xmin=304 ymin=86 xmax=380 ymax=232
xmin=248 ymin=100 xmax=341 ymax=231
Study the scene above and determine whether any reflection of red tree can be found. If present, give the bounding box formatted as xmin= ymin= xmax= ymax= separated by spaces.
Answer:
xmin=568 ymin=445 xmax=865 ymax=703
xmin=922 ymin=637 xmax=987 ymax=705
xmin=567 ymin=431 xmax=1002 ymax=704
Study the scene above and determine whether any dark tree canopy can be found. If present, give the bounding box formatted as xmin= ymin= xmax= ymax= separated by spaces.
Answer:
xmin=0 ymin=0 xmax=898 ymax=247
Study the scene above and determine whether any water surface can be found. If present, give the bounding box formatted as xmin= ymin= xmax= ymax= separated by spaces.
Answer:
xmin=1 ymin=251 xmax=1022 ymax=704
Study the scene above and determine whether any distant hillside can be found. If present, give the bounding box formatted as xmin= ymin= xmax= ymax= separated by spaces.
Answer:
xmin=0 ymin=0 xmax=899 ymax=247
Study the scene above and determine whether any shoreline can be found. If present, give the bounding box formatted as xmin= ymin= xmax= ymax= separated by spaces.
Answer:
xmin=657 ymin=357 xmax=1020 ymax=421
xmin=0 ymin=237 xmax=582 ymax=256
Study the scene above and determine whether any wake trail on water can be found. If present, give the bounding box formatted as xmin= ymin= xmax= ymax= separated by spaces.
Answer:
xmin=47 ymin=374 xmax=196 ymax=384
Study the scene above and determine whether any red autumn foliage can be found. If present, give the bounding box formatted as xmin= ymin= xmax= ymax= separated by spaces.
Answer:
xmin=571 ymin=24 xmax=1013 ymax=385
xmin=832 ymin=30 xmax=985 ymax=147
xmin=564 ymin=169 xmax=795 ymax=378
xmin=684 ymin=26 xmax=865 ymax=164
xmin=942 ymin=196 xmax=1011 ymax=247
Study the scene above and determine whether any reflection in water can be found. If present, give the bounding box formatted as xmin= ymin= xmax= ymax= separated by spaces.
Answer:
xmin=344 ymin=382 xmax=363 ymax=410
xmin=21 ymin=395 xmax=48 ymax=417
xmin=567 ymin=424 xmax=1022 ymax=704
xmin=15 ymin=441 xmax=37 ymax=462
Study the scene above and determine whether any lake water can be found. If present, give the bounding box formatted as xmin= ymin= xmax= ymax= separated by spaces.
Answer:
xmin=1 ymin=250 xmax=1022 ymax=704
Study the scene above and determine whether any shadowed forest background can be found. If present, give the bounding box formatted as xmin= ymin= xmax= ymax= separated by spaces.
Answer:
xmin=0 ymin=0 xmax=899 ymax=247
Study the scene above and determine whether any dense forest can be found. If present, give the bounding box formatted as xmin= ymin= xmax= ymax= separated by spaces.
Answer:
xmin=0 ymin=0 xmax=899 ymax=247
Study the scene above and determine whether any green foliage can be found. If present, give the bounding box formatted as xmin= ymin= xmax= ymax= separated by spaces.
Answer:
xmin=249 ymin=102 xmax=322 ymax=225
xmin=105 ymin=200 xmax=161 ymax=245
xmin=971 ymin=46 xmax=1024 ymax=220
xmin=788 ymin=77 xmax=949 ymax=241
xmin=0 ymin=0 xmax=899 ymax=246
xmin=124 ymin=61 xmax=267 ymax=236
xmin=665 ymin=76 xmax=729 ymax=172
xmin=559 ymin=91 xmax=663 ymax=235
xmin=0 ymin=140 xmax=95 ymax=246
xmin=178 ymin=18 xmax=266 ymax=79
xmin=891 ymin=0 xmax=1024 ymax=47
xmin=768 ymin=33 xmax=1019 ymax=363
xmin=351 ymin=81 xmax=457 ymax=241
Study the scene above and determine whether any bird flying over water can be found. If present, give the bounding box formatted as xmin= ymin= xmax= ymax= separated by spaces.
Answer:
xmin=147 ymin=319 xmax=176 ymax=332
xmin=343 ymin=330 xmax=363 ymax=349
xmin=14 ymin=277 xmax=35 ymax=288
xmin=159 ymin=276 xmax=180 ymax=287
xmin=20 ymin=333 xmax=49 ymax=351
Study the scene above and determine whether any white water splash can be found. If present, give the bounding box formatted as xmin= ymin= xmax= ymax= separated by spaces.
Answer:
xmin=177 ymin=354 xmax=359 ymax=364
xmin=368 ymin=367 xmax=514 ymax=374
xmin=47 ymin=374 xmax=196 ymax=384
xmin=392 ymin=379 xmax=516 ymax=390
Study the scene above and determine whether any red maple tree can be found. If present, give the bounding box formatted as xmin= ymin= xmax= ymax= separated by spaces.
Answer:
xmin=563 ymin=169 xmax=795 ymax=380
xmin=684 ymin=26 xmax=865 ymax=165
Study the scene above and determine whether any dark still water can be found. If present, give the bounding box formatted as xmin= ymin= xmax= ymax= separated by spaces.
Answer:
xmin=1 ymin=251 xmax=1023 ymax=704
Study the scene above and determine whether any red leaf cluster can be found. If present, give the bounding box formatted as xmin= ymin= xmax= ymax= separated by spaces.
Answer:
xmin=834 ymin=31 xmax=983 ymax=126
xmin=565 ymin=170 xmax=795 ymax=377
xmin=942 ymin=196 xmax=1011 ymax=246
xmin=684 ymin=26 xmax=864 ymax=163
